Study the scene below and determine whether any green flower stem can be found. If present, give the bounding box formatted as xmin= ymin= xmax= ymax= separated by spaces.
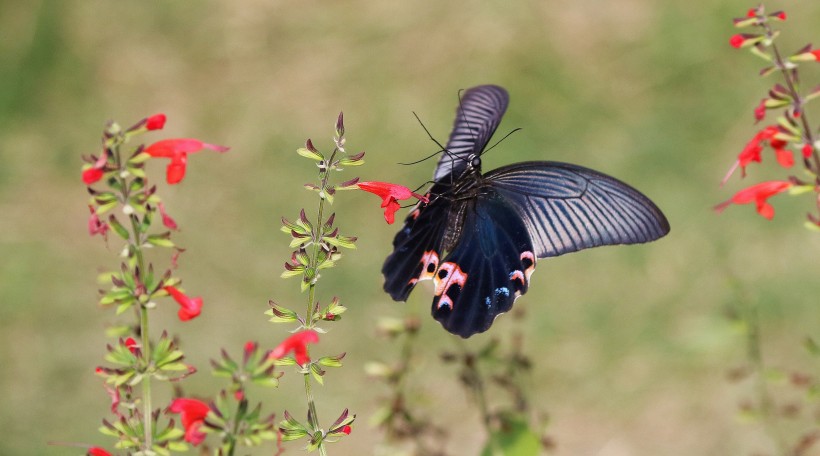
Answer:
xmin=114 ymin=137 xmax=154 ymax=450
xmin=140 ymin=305 xmax=153 ymax=450
xmin=298 ymin=147 xmax=340 ymax=456
xmin=304 ymin=371 xmax=327 ymax=456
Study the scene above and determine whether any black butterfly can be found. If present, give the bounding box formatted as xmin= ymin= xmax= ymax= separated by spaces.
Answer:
xmin=382 ymin=85 xmax=670 ymax=338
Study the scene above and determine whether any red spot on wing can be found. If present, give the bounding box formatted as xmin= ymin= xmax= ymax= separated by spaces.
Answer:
xmin=434 ymin=262 xmax=468 ymax=310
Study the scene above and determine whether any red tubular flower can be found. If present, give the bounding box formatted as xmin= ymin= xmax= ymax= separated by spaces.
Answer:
xmin=88 ymin=206 xmax=109 ymax=239
xmin=169 ymin=398 xmax=210 ymax=445
xmin=83 ymin=167 xmax=104 ymax=184
xmin=82 ymin=151 xmax=109 ymax=184
xmin=164 ymin=286 xmax=203 ymax=321
xmin=269 ymin=330 xmax=319 ymax=365
xmin=721 ymin=126 xmax=782 ymax=184
xmin=124 ymin=337 xmax=138 ymax=354
xmin=145 ymin=113 xmax=167 ymax=131
xmin=356 ymin=181 xmax=429 ymax=224
xmin=144 ymin=139 xmax=230 ymax=184
xmin=715 ymin=180 xmax=793 ymax=220
xmin=158 ymin=202 xmax=178 ymax=230
xmin=729 ymin=34 xmax=745 ymax=48
xmin=341 ymin=425 xmax=352 ymax=435
xmin=803 ymin=144 xmax=814 ymax=158
xmin=88 ymin=447 xmax=112 ymax=456
xmin=753 ymin=99 xmax=766 ymax=122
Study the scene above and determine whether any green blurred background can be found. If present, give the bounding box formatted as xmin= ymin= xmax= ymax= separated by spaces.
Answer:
xmin=3 ymin=0 xmax=820 ymax=454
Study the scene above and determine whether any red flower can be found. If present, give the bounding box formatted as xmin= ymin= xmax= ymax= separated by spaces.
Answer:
xmin=715 ymin=180 xmax=793 ymax=220
xmin=83 ymin=167 xmax=104 ymax=184
xmin=124 ymin=337 xmax=138 ymax=354
xmin=144 ymin=139 xmax=230 ymax=185
xmin=164 ymin=286 xmax=203 ymax=321
xmin=145 ymin=113 xmax=167 ymax=131
xmin=82 ymin=151 xmax=108 ymax=185
xmin=88 ymin=447 xmax=112 ymax=456
xmin=721 ymin=126 xmax=783 ymax=184
xmin=356 ymin=181 xmax=428 ymax=224
xmin=269 ymin=330 xmax=319 ymax=365
xmin=803 ymin=144 xmax=814 ymax=158
xmin=753 ymin=99 xmax=766 ymax=122
xmin=169 ymin=398 xmax=210 ymax=445
xmin=772 ymin=11 xmax=786 ymax=21
xmin=158 ymin=202 xmax=178 ymax=230
xmin=729 ymin=34 xmax=745 ymax=48
xmin=341 ymin=425 xmax=352 ymax=435
xmin=88 ymin=206 xmax=109 ymax=239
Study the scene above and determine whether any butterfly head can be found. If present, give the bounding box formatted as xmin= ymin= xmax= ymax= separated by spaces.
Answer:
xmin=467 ymin=153 xmax=482 ymax=173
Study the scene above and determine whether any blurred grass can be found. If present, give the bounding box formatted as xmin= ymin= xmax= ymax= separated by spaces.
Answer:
xmin=2 ymin=0 xmax=820 ymax=454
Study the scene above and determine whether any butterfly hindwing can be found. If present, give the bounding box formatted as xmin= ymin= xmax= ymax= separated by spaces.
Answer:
xmin=381 ymin=184 xmax=453 ymax=301
xmin=430 ymin=190 xmax=536 ymax=338
xmin=485 ymin=161 xmax=670 ymax=258
xmin=434 ymin=85 xmax=509 ymax=182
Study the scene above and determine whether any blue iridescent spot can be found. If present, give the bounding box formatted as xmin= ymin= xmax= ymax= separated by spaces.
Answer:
xmin=494 ymin=287 xmax=510 ymax=297
xmin=485 ymin=296 xmax=491 ymax=307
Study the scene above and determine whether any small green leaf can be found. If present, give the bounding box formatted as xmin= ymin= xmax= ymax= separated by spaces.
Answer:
xmin=297 ymin=147 xmax=324 ymax=161
xmin=146 ymin=233 xmax=175 ymax=248
xmin=323 ymin=235 xmax=357 ymax=249
xmin=108 ymin=215 xmax=130 ymax=240
xmin=789 ymin=184 xmax=815 ymax=196
xmin=317 ymin=353 xmax=345 ymax=368
xmin=267 ymin=303 xmax=299 ymax=323
xmin=310 ymin=363 xmax=325 ymax=385
xmin=128 ymin=151 xmax=151 ymax=164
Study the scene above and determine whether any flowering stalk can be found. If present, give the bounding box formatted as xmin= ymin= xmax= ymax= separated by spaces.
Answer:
xmin=82 ymin=114 xmax=227 ymax=453
xmin=268 ymin=113 xmax=360 ymax=454
xmin=720 ymin=4 xmax=820 ymax=228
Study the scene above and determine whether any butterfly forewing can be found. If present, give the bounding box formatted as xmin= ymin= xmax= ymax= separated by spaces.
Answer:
xmin=485 ymin=161 xmax=670 ymax=258
xmin=434 ymin=85 xmax=509 ymax=182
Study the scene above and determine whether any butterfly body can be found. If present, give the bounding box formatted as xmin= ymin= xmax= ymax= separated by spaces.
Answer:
xmin=382 ymin=85 xmax=670 ymax=338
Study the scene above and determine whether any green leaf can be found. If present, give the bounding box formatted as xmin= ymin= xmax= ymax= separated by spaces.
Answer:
xmin=267 ymin=303 xmax=299 ymax=323
xmin=310 ymin=363 xmax=325 ymax=385
xmin=317 ymin=353 xmax=345 ymax=368
xmin=789 ymin=185 xmax=815 ymax=196
xmin=297 ymin=147 xmax=324 ymax=161
xmin=108 ymin=215 xmax=131 ymax=240
xmin=323 ymin=235 xmax=357 ymax=249
xmin=146 ymin=233 xmax=175 ymax=248
xmin=128 ymin=151 xmax=151 ymax=164
xmin=480 ymin=419 xmax=542 ymax=456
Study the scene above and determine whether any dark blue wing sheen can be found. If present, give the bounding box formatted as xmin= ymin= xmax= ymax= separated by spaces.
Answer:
xmin=430 ymin=191 xmax=536 ymax=338
xmin=434 ymin=85 xmax=509 ymax=182
xmin=382 ymin=184 xmax=453 ymax=302
xmin=485 ymin=161 xmax=670 ymax=258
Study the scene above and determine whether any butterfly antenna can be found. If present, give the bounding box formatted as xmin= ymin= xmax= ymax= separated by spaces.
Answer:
xmin=397 ymin=111 xmax=454 ymax=167
xmin=481 ymin=127 xmax=522 ymax=156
